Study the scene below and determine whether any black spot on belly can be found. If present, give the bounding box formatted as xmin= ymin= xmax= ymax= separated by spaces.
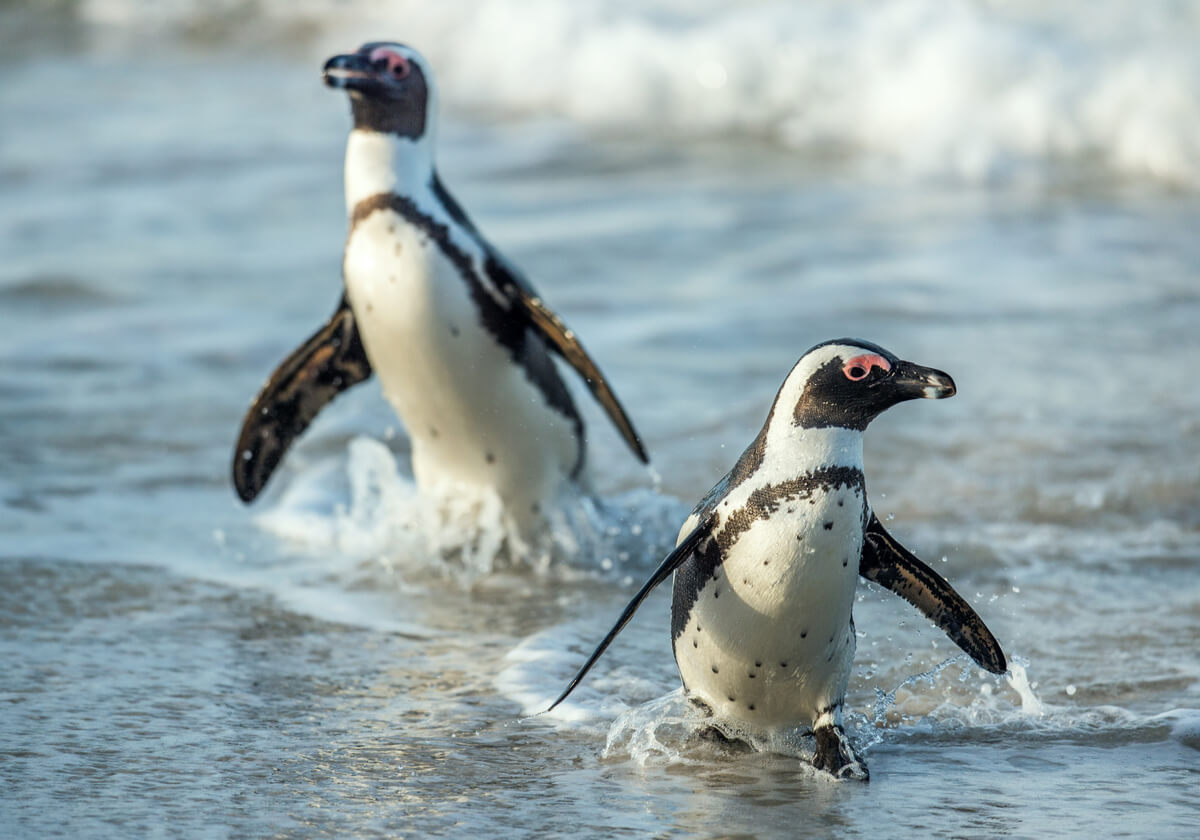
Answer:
xmin=449 ymin=324 xmax=460 ymax=337
xmin=787 ymin=506 xmax=794 ymax=513
xmin=838 ymin=498 xmax=845 ymax=507
xmin=754 ymin=660 xmax=762 ymax=667
xmin=485 ymin=451 xmax=496 ymax=464
xmin=824 ymin=521 xmax=834 ymax=530
xmin=693 ymin=639 xmax=698 ymax=648
xmin=842 ymin=556 xmax=848 ymax=567
xmin=713 ymin=588 xmax=720 ymax=599
xmin=748 ymin=704 xmax=756 ymax=711
xmin=727 ymin=695 xmax=735 ymax=702
xmin=801 ymin=630 xmax=808 ymax=639
xmin=796 ymin=534 xmax=804 ymax=541
xmin=748 ymin=672 xmax=756 ymax=679
xmin=829 ymin=634 xmax=835 ymax=643
xmin=711 ymin=665 xmax=719 ymax=674
xmin=780 ymin=661 xmax=788 ymax=668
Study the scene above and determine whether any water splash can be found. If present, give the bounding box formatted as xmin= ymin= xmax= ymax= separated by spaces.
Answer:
xmin=255 ymin=436 xmax=686 ymax=584
xmin=1005 ymin=660 xmax=1048 ymax=718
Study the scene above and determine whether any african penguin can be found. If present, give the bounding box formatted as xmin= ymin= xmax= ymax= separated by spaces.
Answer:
xmin=231 ymin=42 xmax=648 ymax=536
xmin=550 ymin=339 xmax=1007 ymax=780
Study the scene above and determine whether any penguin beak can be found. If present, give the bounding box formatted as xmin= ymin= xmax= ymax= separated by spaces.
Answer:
xmin=323 ymin=52 xmax=376 ymax=92
xmin=884 ymin=360 xmax=957 ymax=401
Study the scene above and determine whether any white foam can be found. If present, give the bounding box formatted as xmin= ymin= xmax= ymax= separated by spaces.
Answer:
xmin=255 ymin=435 xmax=687 ymax=583
xmin=78 ymin=0 xmax=1200 ymax=186
xmin=1005 ymin=661 xmax=1048 ymax=718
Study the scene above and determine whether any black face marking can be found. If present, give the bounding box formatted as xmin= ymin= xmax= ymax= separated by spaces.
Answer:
xmin=792 ymin=356 xmax=894 ymax=431
xmin=349 ymin=192 xmax=586 ymax=476
xmin=325 ymin=45 xmax=431 ymax=138
xmin=791 ymin=339 xmax=955 ymax=431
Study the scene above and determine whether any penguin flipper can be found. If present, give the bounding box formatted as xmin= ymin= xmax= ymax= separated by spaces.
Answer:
xmin=232 ymin=295 xmax=372 ymax=503
xmin=484 ymin=256 xmax=649 ymax=464
xmin=859 ymin=513 xmax=1007 ymax=675
xmin=547 ymin=515 xmax=714 ymax=711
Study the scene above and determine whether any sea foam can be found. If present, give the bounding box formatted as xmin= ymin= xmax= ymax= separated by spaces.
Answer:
xmin=78 ymin=0 xmax=1200 ymax=186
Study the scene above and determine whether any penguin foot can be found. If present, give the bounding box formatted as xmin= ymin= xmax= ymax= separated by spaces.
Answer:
xmin=812 ymin=724 xmax=869 ymax=782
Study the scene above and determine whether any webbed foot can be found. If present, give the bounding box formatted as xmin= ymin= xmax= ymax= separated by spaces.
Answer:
xmin=812 ymin=723 xmax=869 ymax=781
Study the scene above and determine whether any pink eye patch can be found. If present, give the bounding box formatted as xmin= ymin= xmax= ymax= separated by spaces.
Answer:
xmin=369 ymin=47 xmax=411 ymax=78
xmin=842 ymin=354 xmax=891 ymax=381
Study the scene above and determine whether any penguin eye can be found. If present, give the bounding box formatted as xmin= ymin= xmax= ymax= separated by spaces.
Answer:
xmin=369 ymin=48 xmax=412 ymax=80
xmin=842 ymin=353 xmax=891 ymax=382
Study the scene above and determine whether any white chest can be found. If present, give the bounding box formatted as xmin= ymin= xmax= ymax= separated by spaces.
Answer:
xmin=341 ymin=209 xmax=580 ymax=513
xmin=674 ymin=483 xmax=866 ymax=730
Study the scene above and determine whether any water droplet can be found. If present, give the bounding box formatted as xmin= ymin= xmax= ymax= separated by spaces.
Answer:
xmin=1011 ymin=586 xmax=1021 ymax=594
xmin=1065 ymin=684 xmax=1077 ymax=696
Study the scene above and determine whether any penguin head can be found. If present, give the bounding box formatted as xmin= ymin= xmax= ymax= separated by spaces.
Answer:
xmin=783 ymin=339 xmax=956 ymax=431
xmin=323 ymin=42 xmax=437 ymax=139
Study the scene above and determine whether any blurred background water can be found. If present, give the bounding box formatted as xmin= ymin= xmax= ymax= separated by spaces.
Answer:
xmin=1 ymin=1 xmax=1198 ymax=836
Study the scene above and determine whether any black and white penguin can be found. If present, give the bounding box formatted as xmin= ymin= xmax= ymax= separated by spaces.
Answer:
xmin=550 ymin=339 xmax=1007 ymax=780
xmin=232 ymin=43 xmax=648 ymax=532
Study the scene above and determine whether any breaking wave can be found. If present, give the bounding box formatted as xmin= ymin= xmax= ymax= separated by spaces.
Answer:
xmin=73 ymin=0 xmax=1200 ymax=186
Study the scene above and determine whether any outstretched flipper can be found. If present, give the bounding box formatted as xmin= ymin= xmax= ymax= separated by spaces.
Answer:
xmin=232 ymin=295 xmax=372 ymax=502
xmin=859 ymin=513 xmax=1007 ymax=674
xmin=548 ymin=515 xmax=714 ymax=711
xmin=485 ymin=255 xmax=649 ymax=464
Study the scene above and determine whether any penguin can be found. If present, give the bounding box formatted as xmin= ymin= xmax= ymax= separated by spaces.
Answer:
xmin=232 ymin=42 xmax=648 ymax=534
xmin=549 ymin=339 xmax=1007 ymax=780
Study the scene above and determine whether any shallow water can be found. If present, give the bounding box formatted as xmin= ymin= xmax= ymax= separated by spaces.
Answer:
xmin=2 ymin=4 xmax=1200 ymax=838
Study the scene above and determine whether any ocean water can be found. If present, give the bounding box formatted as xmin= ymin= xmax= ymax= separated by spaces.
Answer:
xmin=2 ymin=2 xmax=1199 ymax=837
